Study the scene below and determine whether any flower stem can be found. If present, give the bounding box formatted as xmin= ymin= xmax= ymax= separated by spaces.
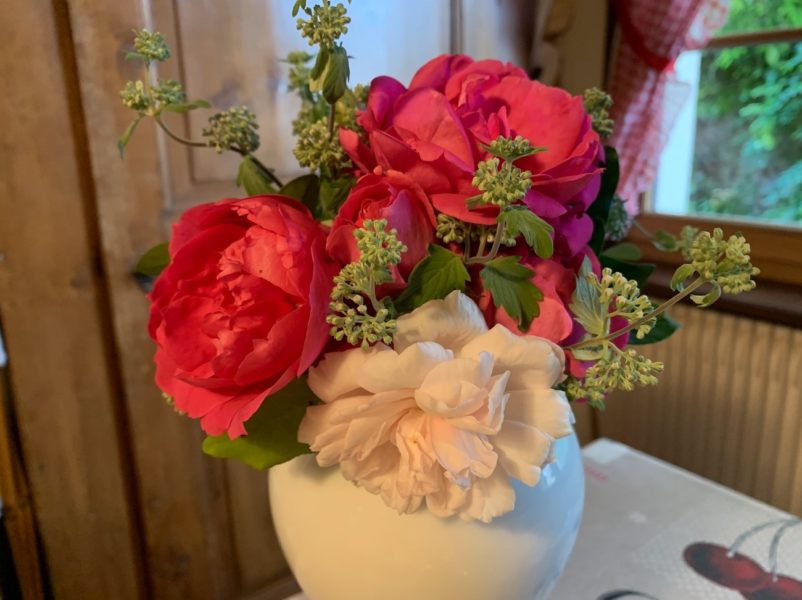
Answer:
xmin=155 ymin=118 xmax=284 ymax=188
xmin=485 ymin=221 xmax=506 ymax=261
xmin=632 ymin=218 xmax=655 ymax=241
xmin=365 ymin=280 xmax=382 ymax=313
xmin=569 ymin=277 xmax=706 ymax=349
xmin=154 ymin=117 xmax=207 ymax=148
xmin=246 ymin=154 xmax=284 ymax=188
xmin=476 ymin=227 xmax=487 ymax=258
xmin=328 ymin=102 xmax=337 ymax=139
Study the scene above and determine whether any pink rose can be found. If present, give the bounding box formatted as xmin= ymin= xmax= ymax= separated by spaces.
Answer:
xmin=148 ymin=195 xmax=337 ymax=438
xmin=340 ymin=54 xmax=604 ymax=262
xmin=327 ymin=170 xmax=436 ymax=278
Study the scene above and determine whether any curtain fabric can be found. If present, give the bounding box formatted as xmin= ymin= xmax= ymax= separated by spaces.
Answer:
xmin=607 ymin=0 xmax=729 ymax=213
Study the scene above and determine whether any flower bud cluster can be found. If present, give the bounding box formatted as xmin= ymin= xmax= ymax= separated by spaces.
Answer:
xmin=471 ymin=158 xmax=532 ymax=207
xmin=327 ymin=220 xmax=407 ymax=348
xmin=203 ymin=106 xmax=260 ymax=154
xmin=436 ymin=214 xmax=470 ymax=244
xmin=486 ymin=135 xmax=540 ymax=161
xmin=687 ymin=228 xmax=759 ymax=293
xmin=593 ymin=268 xmax=655 ymax=338
xmin=328 ymin=265 xmax=397 ymax=347
xmin=133 ymin=29 xmax=171 ymax=62
xmin=583 ymin=87 xmax=614 ymax=139
xmin=354 ymin=219 xmax=407 ymax=268
xmin=605 ymin=196 xmax=632 ymax=242
xmin=286 ymin=51 xmax=314 ymax=93
xmin=121 ymin=80 xmax=151 ymax=111
xmin=297 ymin=1 xmax=350 ymax=49
xmin=151 ymin=79 xmax=186 ymax=106
xmin=567 ymin=349 xmax=664 ymax=407
xmin=293 ymin=117 xmax=347 ymax=171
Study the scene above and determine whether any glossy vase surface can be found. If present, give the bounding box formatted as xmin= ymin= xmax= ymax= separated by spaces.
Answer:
xmin=269 ymin=434 xmax=585 ymax=600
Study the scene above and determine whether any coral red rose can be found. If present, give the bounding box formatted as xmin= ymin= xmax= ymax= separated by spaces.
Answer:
xmin=148 ymin=195 xmax=337 ymax=438
xmin=326 ymin=170 xmax=436 ymax=278
xmin=340 ymin=54 xmax=603 ymax=262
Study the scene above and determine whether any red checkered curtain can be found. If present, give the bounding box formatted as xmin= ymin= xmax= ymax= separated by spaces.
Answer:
xmin=608 ymin=0 xmax=729 ymax=213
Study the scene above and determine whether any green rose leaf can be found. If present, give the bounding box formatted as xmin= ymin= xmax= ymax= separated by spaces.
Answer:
xmin=587 ymin=145 xmax=620 ymax=254
xmin=236 ymin=155 xmax=276 ymax=195
xmin=569 ymin=257 xmax=606 ymax=337
xmin=310 ymin=45 xmax=350 ymax=104
xmin=134 ymin=242 xmax=169 ymax=277
xmin=318 ymin=175 xmax=354 ymax=220
xmin=202 ymin=377 xmax=314 ymax=470
xmin=629 ymin=312 xmax=681 ymax=345
xmin=118 ymin=116 xmax=143 ymax=159
xmin=480 ymin=256 xmax=542 ymax=332
xmin=498 ymin=206 xmax=554 ymax=258
xmin=671 ymin=263 xmax=697 ymax=291
xmin=653 ymin=229 xmax=679 ymax=252
xmin=601 ymin=242 xmax=642 ymax=262
xmin=292 ymin=0 xmax=307 ymax=17
xmin=691 ymin=281 xmax=722 ymax=308
xmin=395 ymin=245 xmax=471 ymax=313
xmin=571 ymin=344 xmax=607 ymax=361
xmin=279 ymin=174 xmax=320 ymax=212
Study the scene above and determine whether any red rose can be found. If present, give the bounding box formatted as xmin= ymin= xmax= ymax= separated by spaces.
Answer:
xmin=327 ymin=170 xmax=436 ymax=278
xmin=148 ymin=196 xmax=337 ymax=438
xmin=340 ymin=54 xmax=603 ymax=262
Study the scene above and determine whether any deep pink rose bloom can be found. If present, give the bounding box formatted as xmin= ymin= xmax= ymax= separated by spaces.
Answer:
xmin=327 ymin=170 xmax=436 ymax=279
xmin=148 ymin=196 xmax=337 ymax=438
xmin=340 ymin=54 xmax=604 ymax=262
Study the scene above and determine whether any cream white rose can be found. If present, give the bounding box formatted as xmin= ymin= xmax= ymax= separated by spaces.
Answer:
xmin=299 ymin=291 xmax=574 ymax=522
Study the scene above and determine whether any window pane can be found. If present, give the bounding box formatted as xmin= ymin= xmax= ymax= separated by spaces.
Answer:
xmin=717 ymin=0 xmax=802 ymax=36
xmin=655 ymin=41 xmax=802 ymax=226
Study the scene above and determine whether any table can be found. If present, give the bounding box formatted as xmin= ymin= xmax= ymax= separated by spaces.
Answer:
xmin=553 ymin=438 xmax=801 ymax=598
xmin=285 ymin=438 xmax=802 ymax=599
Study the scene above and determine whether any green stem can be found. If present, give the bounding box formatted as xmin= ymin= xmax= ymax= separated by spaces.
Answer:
xmin=476 ymin=227 xmax=487 ymax=258
xmin=246 ymin=153 xmax=284 ymax=188
xmin=154 ymin=117 xmax=207 ymax=148
xmin=365 ymin=280 xmax=382 ymax=314
xmin=569 ymin=277 xmax=707 ymax=349
xmin=328 ymin=102 xmax=337 ymax=139
xmin=632 ymin=218 xmax=655 ymax=241
xmin=485 ymin=221 xmax=506 ymax=261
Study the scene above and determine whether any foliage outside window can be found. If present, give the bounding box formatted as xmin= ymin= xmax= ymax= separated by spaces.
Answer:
xmin=654 ymin=0 xmax=802 ymax=226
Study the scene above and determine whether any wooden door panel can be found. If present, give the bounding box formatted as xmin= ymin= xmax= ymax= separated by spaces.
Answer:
xmin=66 ymin=0 xmax=453 ymax=598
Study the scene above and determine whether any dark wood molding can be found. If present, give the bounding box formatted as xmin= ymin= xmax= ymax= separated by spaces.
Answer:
xmin=708 ymin=27 xmax=802 ymax=49
xmin=632 ymin=214 xmax=802 ymax=287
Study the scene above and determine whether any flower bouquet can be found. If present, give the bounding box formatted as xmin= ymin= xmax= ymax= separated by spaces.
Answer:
xmin=121 ymin=2 xmax=758 ymax=599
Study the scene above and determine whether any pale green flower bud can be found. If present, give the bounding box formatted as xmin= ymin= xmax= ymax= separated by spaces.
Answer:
xmin=121 ymin=80 xmax=151 ymax=111
xmin=203 ymin=106 xmax=260 ymax=154
xmin=132 ymin=29 xmax=171 ymax=62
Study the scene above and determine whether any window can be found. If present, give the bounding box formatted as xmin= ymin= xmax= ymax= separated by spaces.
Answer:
xmin=653 ymin=0 xmax=802 ymax=227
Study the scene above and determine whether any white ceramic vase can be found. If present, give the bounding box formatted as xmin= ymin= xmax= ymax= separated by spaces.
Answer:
xmin=269 ymin=434 xmax=585 ymax=600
